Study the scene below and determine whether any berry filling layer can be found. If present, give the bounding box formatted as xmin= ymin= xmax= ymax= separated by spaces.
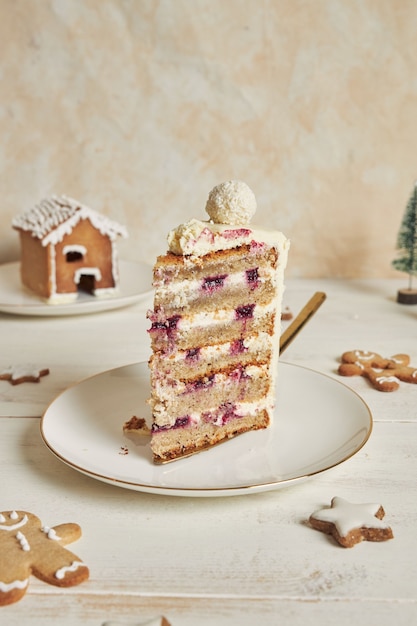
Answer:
xmin=152 ymin=402 xmax=242 ymax=432
xmin=201 ymin=274 xmax=227 ymax=292
xmin=235 ymin=304 xmax=255 ymax=320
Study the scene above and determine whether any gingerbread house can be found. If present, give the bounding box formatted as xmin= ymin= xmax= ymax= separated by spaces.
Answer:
xmin=12 ymin=195 xmax=128 ymax=303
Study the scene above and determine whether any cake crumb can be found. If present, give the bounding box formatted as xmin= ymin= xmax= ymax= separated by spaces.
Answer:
xmin=123 ymin=416 xmax=150 ymax=436
xmin=281 ymin=307 xmax=293 ymax=321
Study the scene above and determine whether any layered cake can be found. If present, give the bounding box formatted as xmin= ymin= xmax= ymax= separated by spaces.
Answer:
xmin=147 ymin=181 xmax=290 ymax=463
xmin=12 ymin=195 xmax=127 ymax=304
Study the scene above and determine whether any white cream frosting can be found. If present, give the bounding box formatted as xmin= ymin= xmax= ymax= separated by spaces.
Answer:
xmin=153 ymin=363 xmax=268 ymax=402
xmin=167 ymin=218 xmax=288 ymax=258
xmin=173 ymin=299 xmax=278 ymax=332
xmin=152 ymin=396 xmax=272 ymax=429
xmin=157 ymin=332 xmax=273 ymax=364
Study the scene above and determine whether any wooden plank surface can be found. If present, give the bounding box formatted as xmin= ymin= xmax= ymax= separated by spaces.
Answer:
xmin=1 ymin=278 xmax=416 ymax=624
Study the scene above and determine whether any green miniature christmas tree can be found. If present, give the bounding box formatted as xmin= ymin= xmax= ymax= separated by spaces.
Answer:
xmin=392 ymin=182 xmax=417 ymax=303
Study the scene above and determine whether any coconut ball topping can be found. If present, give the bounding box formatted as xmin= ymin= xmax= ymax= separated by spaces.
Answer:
xmin=205 ymin=180 xmax=257 ymax=225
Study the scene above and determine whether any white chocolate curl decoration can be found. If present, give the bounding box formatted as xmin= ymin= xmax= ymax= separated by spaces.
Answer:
xmin=205 ymin=180 xmax=257 ymax=225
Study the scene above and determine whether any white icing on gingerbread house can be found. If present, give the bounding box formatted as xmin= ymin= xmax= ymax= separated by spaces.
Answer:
xmin=12 ymin=195 xmax=127 ymax=304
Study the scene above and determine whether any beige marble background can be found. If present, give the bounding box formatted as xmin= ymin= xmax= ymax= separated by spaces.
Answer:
xmin=1 ymin=0 xmax=417 ymax=278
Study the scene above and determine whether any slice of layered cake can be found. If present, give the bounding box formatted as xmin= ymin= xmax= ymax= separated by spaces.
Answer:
xmin=147 ymin=181 xmax=290 ymax=463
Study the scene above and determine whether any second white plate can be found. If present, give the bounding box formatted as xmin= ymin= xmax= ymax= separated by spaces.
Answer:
xmin=40 ymin=362 xmax=372 ymax=497
xmin=0 ymin=260 xmax=153 ymax=316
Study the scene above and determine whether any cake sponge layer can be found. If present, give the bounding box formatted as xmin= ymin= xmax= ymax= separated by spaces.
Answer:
xmin=148 ymin=305 xmax=275 ymax=354
xmin=150 ymin=363 xmax=271 ymax=428
xmin=151 ymin=409 xmax=270 ymax=463
xmin=149 ymin=332 xmax=272 ymax=381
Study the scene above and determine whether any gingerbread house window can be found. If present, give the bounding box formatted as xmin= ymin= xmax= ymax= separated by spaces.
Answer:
xmin=63 ymin=244 xmax=87 ymax=263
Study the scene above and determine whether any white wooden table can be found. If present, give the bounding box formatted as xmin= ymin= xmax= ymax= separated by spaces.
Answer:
xmin=1 ymin=278 xmax=416 ymax=625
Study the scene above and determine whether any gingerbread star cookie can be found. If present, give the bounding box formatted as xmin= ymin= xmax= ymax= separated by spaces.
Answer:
xmin=338 ymin=350 xmax=417 ymax=391
xmin=102 ymin=618 xmax=171 ymax=626
xmin=309 ymin=497 xmax=394 ymax=548
xmin=0 ymin=364 xmax=50 ymax=385
xmin=0 ymin=510 xmax=89 ymax=606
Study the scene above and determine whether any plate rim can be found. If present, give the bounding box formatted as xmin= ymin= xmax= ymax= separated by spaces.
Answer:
xmin=40 ymin=361 xmax=373 ymax=497
xmin=0 ymin=260 xmax=153 ymax=316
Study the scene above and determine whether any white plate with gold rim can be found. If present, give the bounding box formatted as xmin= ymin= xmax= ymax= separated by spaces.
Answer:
xmin=40 ymin=362 xmax=372 ymax=497
xmin=0 ymin=260 xmax=153 ymax=316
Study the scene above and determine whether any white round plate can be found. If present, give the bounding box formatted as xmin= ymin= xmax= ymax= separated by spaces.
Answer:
xmin=40 ymin=362 xmax=372 ymax=497
xmin=0 ymin=260 xmax=152 ymax=316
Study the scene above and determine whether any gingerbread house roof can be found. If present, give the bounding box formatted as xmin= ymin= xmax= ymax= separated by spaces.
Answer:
xmin=12 ymin=195 xmax=127 ymax=247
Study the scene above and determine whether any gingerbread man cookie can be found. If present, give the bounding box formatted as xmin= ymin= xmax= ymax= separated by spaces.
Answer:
xmin=338 ymin=350 xmax=417 ymax=391
xmin=309 ymin=497 xmax=394 ymax=548
xmin=0 ymin=510 xmax=89 ymax=606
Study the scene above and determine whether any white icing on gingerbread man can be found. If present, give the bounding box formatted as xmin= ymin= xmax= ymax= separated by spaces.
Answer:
xmin=339 ymin=350 xmax=417 ymax=391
